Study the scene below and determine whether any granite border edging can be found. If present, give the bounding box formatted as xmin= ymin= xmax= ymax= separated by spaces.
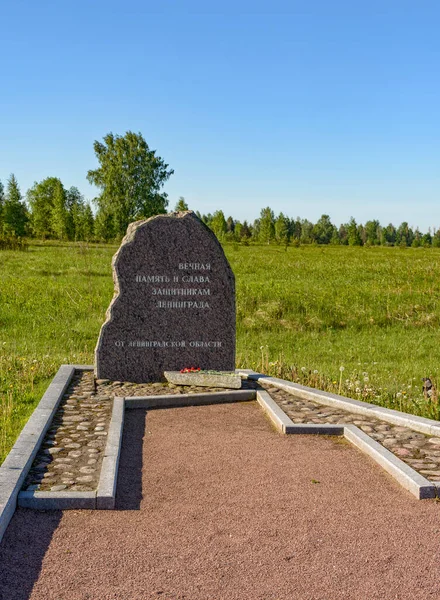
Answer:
xmin=238 ymin=370 xmax=439 ymax=500
xmin=17 ymin=491 xmax=97 ymax=510
xmin=343 ymin=425 xmax=436 ymax=499
xmin=96 ymin=397 xmax=125 ymax=509
xmin=0 ymin=364 xmax=76 ymax=542
xmin=124 ymin=389 xmax=256 ymax=409
xmin=256 ymin=390 xmax=295 ymax=433
xmin=237 ymin=370 xmax=440 ymax=437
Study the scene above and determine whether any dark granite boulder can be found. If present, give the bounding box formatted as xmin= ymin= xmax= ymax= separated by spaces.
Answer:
xmin=95 ymin=211 xmax=235 ymax=382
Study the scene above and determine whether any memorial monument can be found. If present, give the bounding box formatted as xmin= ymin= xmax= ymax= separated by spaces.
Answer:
xmin=95 ymin=211 xmax=236 ymax=382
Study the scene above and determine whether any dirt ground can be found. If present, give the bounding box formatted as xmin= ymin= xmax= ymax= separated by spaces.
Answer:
xmin=1 ymin=401 xmax=440 ymax=600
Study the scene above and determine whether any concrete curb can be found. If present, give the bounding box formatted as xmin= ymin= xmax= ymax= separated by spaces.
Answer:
xmin=18 ymin=491 xmax=97 ymax=510
xmin=238 ymin=370 xmax=440 ymax=437
xmin=1 ymin=365 xmax=76 ymax=542
xmin=343 ymin=424 xmax=436 ymax=499
xmin=239 ymin=370 xmax=440 ymax=500
xmin=124 ymin=389 xmax=256 ymax=409
xmin=256 ymin=390 xmax=295 ymax=433
xmin=287 ymin=424 xmax=345 ymax=435
xmin=97 ymin=397 xmax=125 ymax=509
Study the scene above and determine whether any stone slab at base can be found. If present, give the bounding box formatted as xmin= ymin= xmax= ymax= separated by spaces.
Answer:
xmin=18 ymin=491 xmax=97 ymax=510
xmin=164 ymin=370 xmax=242 ymax=389
xmin=125 ymin=389 xmax=255 ymax=409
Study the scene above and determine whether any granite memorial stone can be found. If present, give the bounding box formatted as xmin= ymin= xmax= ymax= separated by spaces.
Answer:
xmin=95 ymin=211 xmax=235 ymax=382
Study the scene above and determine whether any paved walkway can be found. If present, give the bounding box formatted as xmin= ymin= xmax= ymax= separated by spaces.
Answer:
xmin=1 ymin=402 xmax=440 ymax=600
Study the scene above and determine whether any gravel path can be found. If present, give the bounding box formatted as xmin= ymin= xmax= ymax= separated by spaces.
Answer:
xmin=2 ymin=401 xmax=440 ymax=600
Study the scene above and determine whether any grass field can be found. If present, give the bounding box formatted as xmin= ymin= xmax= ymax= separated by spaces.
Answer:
xmin=2 ymin=241 xmax=440 ymax=463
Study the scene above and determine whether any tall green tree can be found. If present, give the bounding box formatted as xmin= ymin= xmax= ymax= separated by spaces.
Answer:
xmin=259 ymin=207 xmax=275 ymax=244
xmin=396 ymin=222 xmax=414 ymax=247
xmin=300 ymin=219 xmax=313 ymax=244
xmin=275 ymin=212 xmax=290 ymax=245
xmin=87 ymin=131 xmax=174 ymax=238
xmin=234 ymin=221 xmax=243 ymax=241
xmin=51 ymin=180 xmax=69 ymax=240
xmin=210 ymin=210 xmax=227 ymax=240
xmin=201 ymin=213 xmax=213 ymax=227
xmin=381 ymin=223 xmax=397 ymax=246
xmin=66 ymin=186 xmax=84 ymax=240
xmin=27 ymin=177 xmax=62 ymax=238
xmin=290 ymin=218 xmax=302 ymax=243
xmin=82 ymin=204 xmax=95 ymax=241
xmin=312 ymin=214 xmax=334 ymax=244
xmin=174 ymin=196 xmax=189 ymax=211
xmin=433 ymin=229 xmax=440 ymax=248
xmin=365 ymin=220 xmax=380 ymax=245
xmin=330 ymin=227 xmax=340 ymax=245
xmin=94 ymin=207 xmax=115 ymax=242
xmin=241 ymin=220 xmax=251 ymax=240
xmin=3 ymin=174 xmax=28 ymax=236
xmin=412 ymin=228 xmax=422 ymax=248
xmin=422 ymin=230 xmax=432 ymax=247
xmin=252 ymin=219 xmax=260 ymax=240
xmin=0 ymin=179 xmax=4 ymax=233
xmin=338 ymin=224 xmax=348 ymax=245
xmin=346 ymin=217 xmax=362 ymax=246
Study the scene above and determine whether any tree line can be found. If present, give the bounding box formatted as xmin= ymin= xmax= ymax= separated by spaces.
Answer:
xmin=199 ymin=207 xmax=440 ymax=247
xmin=0 ymin=130 xmax=438 ymax=247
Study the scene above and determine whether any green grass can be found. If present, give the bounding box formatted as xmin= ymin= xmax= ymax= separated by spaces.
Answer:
xmin=2 ymin=240 xmax=440 ymax=462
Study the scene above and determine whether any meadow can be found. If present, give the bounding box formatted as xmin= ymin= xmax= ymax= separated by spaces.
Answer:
xmin=2 ymin=240 xmax=440 ymax=462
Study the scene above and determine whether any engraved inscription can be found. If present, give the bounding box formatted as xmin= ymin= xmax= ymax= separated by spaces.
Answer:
xmin=157 ymin=300 xmax=210 ymax=309
xmin=135 ymin=261 xmax=212 ymax=309
xmin=123 ymin=340 xmax=222 ymax=348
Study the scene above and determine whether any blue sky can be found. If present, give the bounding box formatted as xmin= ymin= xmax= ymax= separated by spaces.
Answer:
xmin=1 ymin=0 xmax=439 ymax=230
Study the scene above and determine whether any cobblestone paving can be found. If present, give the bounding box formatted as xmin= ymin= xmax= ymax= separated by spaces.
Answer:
xmin=262 ymin=384 xmax=440 ymax=482
xmin=23 ymin=370 xmax=257 ymax=492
